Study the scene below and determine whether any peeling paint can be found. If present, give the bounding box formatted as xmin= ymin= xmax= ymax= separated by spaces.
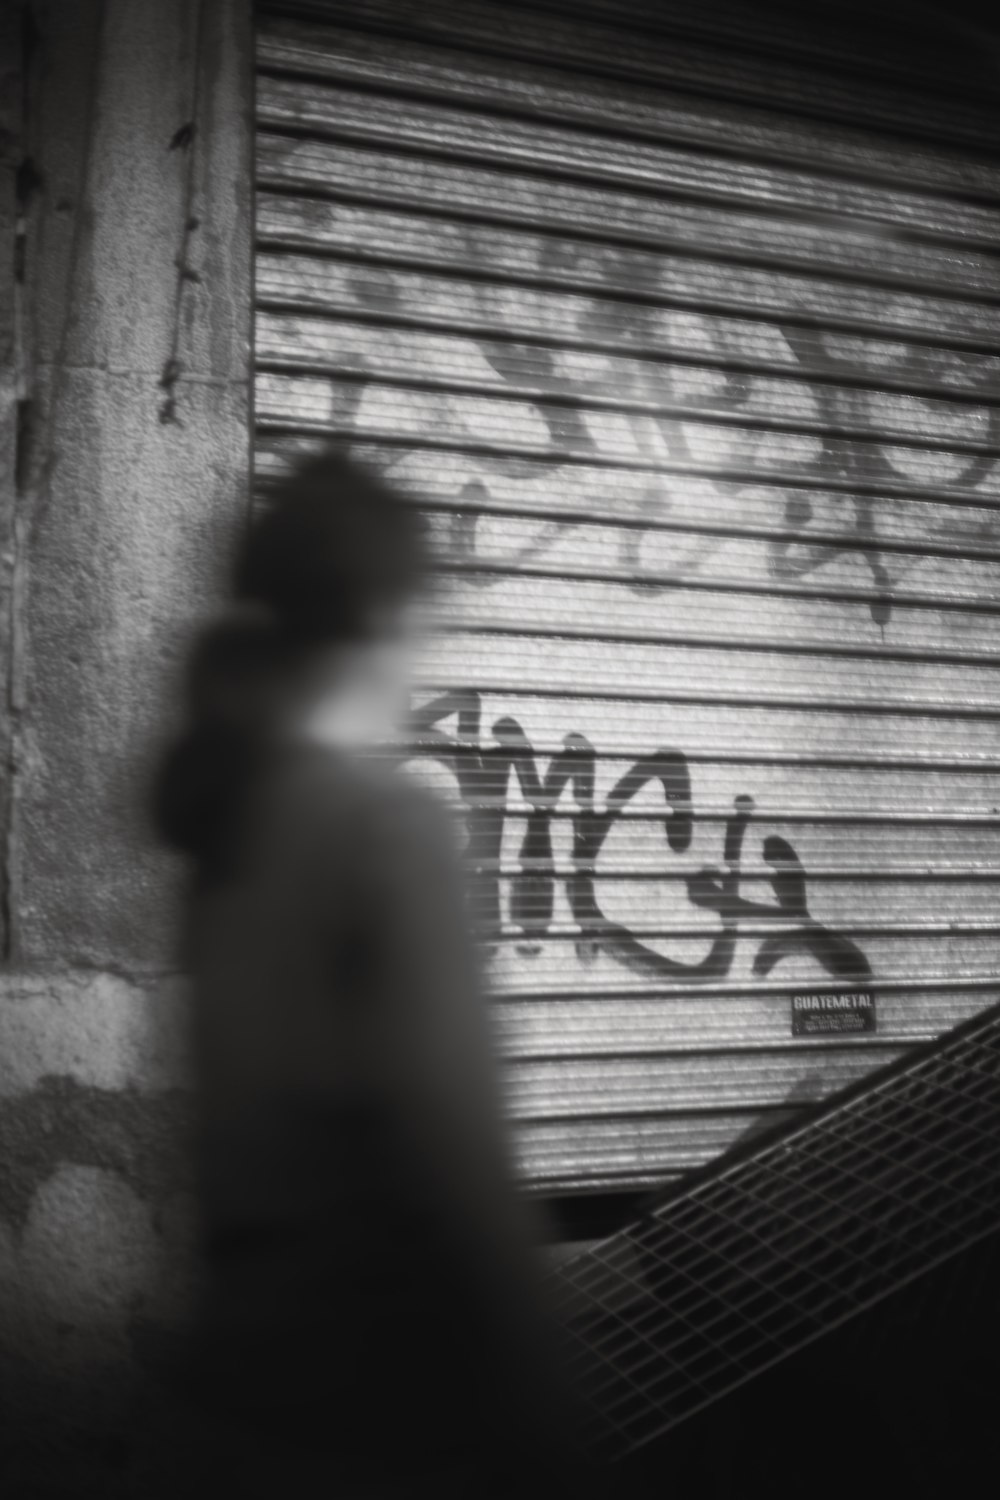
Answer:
xmin=168 ymin=121 xmax=195 ymax=152
xmin=0 ymin=967 xmax=191 ymax=1099
xmin=0 ymin=1075 xmax=194 ymax=1233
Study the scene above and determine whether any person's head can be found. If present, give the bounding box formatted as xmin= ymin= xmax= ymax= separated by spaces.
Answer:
xmin=157 ymin=447 xmax=429 ymax=868
xmin=234 ymin=448 xmax=428 ymax=737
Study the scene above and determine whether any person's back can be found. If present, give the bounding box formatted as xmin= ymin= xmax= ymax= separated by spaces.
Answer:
xmin=155 ymin=453 xmax=599 ymax=1498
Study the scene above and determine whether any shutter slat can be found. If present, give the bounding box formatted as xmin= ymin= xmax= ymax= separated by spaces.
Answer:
xmin=259 ymin=1 xmax=1000 ymax=153
xmin=503 ymin=1050 xmax=906 ymax=1116
xmin=256 ymin=312 xmax=1000 ymax=422
xmin=487 ymin=0 xmax=990 ymax=99
xmin=256 ymin=85 xmax=1000 ymax=246
xmin=256 ymin=373 xmax=1000 ymax=501
xmin=430 ymin=586 xmax=1000 ymax=658
xmin=255 ymin=249 xmax=1000 ymax=365
xmin=493 ymin=987 xmax=996 ymax=1052
xmin=406 ymin=691 xmax=1000 ymax=761
xmin=486 ymin=937 xmax=1000 ymax=991
xmin=260 ymin=132 xmax=1000 ymax=258
xmin=255 ymin=18 xmax=999 ymax=181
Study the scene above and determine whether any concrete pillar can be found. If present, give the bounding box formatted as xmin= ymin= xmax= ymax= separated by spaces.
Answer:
xmin=0 ymin=0 xmax=252 ymax=1457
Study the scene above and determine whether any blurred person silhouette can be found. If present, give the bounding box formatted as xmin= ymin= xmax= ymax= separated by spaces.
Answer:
xmin=154 ymin=450 xmax=601 ymax=1499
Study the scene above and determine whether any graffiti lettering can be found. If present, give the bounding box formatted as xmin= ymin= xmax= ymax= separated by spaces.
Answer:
xmin=339 ymin=247 xmax=999 ymax=629
xmin=407 ymin=691 xmax=872 ymax=984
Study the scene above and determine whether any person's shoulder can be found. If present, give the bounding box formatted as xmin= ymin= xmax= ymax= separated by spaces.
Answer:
xmin=257 ymin=743 xmax=447 ymax=847
xmin=363 ymin=757 xmax=454 ymax=852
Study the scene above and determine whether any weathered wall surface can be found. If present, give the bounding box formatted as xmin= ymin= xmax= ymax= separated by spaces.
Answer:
xmin=0 ymin=0 xmax=251 ymax=1469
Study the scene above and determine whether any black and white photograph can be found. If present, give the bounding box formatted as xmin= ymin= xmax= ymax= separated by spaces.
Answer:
xmin=1 ymin=1 xmax=999 ymax=1495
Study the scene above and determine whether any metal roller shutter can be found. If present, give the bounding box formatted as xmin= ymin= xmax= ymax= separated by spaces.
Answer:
xmin=253 ymin=0 xmax=1000 ymax=1194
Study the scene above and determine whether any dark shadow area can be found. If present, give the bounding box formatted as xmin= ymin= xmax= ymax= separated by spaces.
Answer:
xmin=625 ymin=1230 xmax=1000 ymax=1498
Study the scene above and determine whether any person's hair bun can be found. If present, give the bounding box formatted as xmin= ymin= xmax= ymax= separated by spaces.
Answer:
xmin=237 ymin=449 xmax=427 ymax=641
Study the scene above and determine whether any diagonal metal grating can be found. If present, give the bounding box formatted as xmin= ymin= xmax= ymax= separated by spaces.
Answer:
xmin=547 ymin=997 xmax=1000 ymax=1456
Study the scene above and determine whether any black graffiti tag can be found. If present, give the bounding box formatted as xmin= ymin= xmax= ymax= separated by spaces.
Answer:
xmin=407 ymin=691 xmax=872 ymax=984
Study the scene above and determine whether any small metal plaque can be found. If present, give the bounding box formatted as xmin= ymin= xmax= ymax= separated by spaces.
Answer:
xmin=792 ymin=989 xmax=877 ymax=1036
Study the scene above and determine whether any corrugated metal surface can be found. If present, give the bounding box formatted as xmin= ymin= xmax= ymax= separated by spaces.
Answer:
xmin=253 ymin=0 xmax=1000 ymax=1193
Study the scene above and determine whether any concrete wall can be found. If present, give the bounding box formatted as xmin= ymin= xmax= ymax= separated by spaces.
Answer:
xmin=0 ymin=0 xmax=252 ymax=1475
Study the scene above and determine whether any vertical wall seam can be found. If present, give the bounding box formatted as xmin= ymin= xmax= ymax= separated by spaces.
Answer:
xmin=2 ymin=0 xmax=107 ymax=960
xmin=158 ymin=0 xmax=207 ymax=427
xmin=246 ymin=0 xmax=258 ymax=536
xmin=2 ymin=2 xmax=32 ymax=959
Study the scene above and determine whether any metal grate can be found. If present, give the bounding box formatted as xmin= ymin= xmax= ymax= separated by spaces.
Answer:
xmin=549 ymin=998 xmax=1000 ymax=1454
